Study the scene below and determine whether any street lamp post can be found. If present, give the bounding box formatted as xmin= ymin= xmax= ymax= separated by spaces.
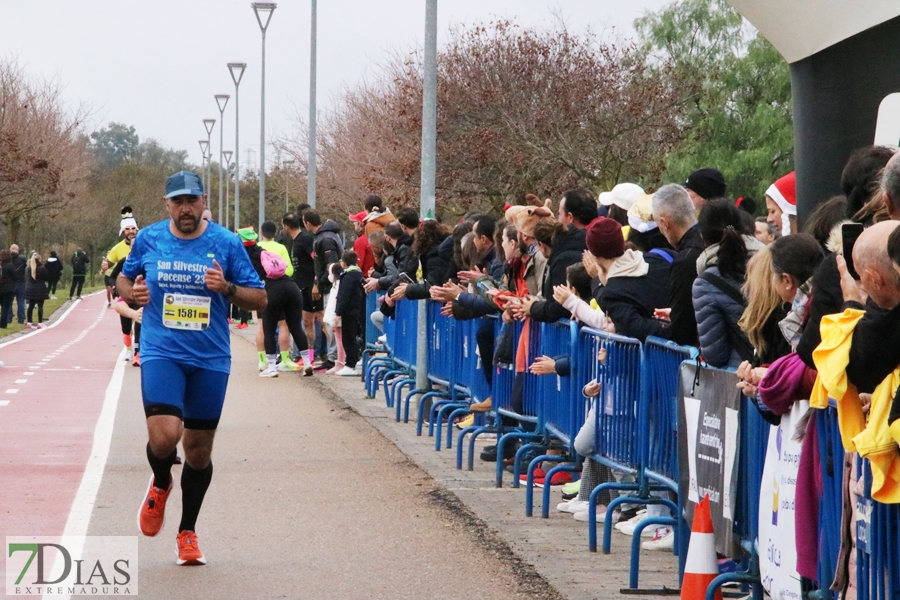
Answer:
xmin=202 ymin=119 xmax=216 ymax=199
xmin=198 ymin=140 xmax=209 ymax=192
xmin=214 ymin=95 xmax=230 ymax=223
xmin=252 ymin=2 xmax=277 ymax=230
xmin=223 ymin=150 xmax=234 ymax=228
xmin=227 ymin=62 xmax=247 ymax=231
xmin=308 ymin=0 xmax=317 ymax=208
xmin=283 ymin=159 xmax=294 ymax=213
xmin=416 ymin=0 xmax=438 ymax=400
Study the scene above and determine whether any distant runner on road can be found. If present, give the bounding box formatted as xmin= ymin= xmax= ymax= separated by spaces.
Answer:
xmin=108 ymin=207 xmax=141 ymax=364
xmin=117 ymin=170 xmax=266 ymax=566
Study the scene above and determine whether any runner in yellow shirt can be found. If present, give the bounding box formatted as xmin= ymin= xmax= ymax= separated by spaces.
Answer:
xmin=108 ymin=207 xmax=141 ymax=365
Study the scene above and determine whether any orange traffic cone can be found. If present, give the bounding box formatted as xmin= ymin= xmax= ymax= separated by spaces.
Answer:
xmin=681 ymin=494 xmax=721 ymax=600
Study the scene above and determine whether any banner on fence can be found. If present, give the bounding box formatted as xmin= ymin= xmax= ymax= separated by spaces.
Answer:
xmin=758 ymin=401 xmax=808 ymax=600
xmin=678 ymin=362 xmax=741 ymax=556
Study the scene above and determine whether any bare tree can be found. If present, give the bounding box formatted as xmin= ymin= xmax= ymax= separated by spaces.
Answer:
xmin=0 ymin=58 xmax=92 ymax=243
xmin=277 ymin=20 xmax=696 ymax=219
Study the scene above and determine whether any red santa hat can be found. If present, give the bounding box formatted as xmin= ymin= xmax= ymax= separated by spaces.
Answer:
xmin=765 ymin=171 xmax=796 ymax=236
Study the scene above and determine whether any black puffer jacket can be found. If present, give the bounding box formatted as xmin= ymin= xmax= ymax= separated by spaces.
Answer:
xmin=596 ymin=250 xmax=670 ymax=342
xmin=797 ymin=253 xmax=841 ymax=369
xmin=529 ymin=226 xmax=586 ymax=322
xmin=405 ymin=242 xmax=453 ymax=299
xmin=10 ymin=253 xmax=25 ymax=283
xmin=0 ymin=261 xmax=15 ymax=294
xmin=312 ymin=220 xmax=343 ymax=295
xmin=378 ymin=234 xmax=412 ymax=290
xmin=71 ymin=251 xmax=90 ymax=276
xmin=25 ymin=264 xmax=49 ymax=301
xmin=668 ymin=225 xmax=704 ymax=347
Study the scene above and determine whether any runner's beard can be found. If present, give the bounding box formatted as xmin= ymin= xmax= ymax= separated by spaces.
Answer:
xmin=175 ymin=214 xmax=199 ymax=233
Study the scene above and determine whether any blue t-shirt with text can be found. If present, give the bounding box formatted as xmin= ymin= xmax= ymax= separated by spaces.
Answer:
xmin=122 ymin=220 xmax=264 ymax=372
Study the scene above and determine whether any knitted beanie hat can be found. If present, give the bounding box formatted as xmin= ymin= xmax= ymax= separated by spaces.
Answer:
xmin=119 ymin=206 xmax=138 ymax=235
xmin=586 ymin=217 xmax=625 ymax=259
xmin=685 ymin=168 xmax=727 ymax=201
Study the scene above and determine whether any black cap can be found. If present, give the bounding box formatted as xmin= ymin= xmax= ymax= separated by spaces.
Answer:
xmin=685 ymin=168 xmax=726 ymax=201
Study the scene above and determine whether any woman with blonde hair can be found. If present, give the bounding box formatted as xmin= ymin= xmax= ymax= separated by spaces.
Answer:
xmin=738 ymin=246 xmax=791 ymax=365
xmin=24 ymin=252 xmax=49 ymax=329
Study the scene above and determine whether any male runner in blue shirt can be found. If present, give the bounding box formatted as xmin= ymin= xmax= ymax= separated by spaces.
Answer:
xmin=117 ymin=170 xmax=266 ymax=565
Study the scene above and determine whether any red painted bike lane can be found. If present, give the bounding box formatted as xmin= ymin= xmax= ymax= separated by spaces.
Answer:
xmin=0 ymin=294 xmax=126 ymax=541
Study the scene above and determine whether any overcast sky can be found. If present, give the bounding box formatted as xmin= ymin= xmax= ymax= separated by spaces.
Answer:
xmin=2 ymin=1 xmax=669 ymax=171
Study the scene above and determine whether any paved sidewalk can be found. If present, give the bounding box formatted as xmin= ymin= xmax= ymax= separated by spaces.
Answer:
xmin=86 ymin=330 xmax=553 ymax=599
xmin=308 ymin=356 xmax=682 ymax=600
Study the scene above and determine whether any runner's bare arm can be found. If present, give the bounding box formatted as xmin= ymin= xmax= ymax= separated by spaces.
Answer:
xmin=206 ymin=259 xmax=267 ymax=312
xmin=116 ymin=273 xmax=149 ymax=306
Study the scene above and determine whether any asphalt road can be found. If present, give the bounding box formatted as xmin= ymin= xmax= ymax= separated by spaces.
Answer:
xmin=85 ymin=321 xmax=549 ymax=599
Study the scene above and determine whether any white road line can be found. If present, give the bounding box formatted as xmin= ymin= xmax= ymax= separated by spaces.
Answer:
xmin=6 ymin=389 xmax=18 ymax=394
xmin=0 ymin=400 xmax=8 ymax=406
xmin=0 ymin=299 xmax=82 ymax=349
xmin=14 ymin=379 xmax=26 ymax=384
xmin=24 ymin=371 xmax=34 ymax=375
xmin=46 ymin=350 xmax=126 ymax=600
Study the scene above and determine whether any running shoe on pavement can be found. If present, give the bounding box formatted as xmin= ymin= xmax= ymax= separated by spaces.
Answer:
xmin=235 ymin=322 xmax=249 ymax=329
xmin=303 ymin=364 xmax=314 ymax=377
xmin=277 ymin=359 xmax=301 ymax=372
xmin=519 ymin=467 xmax=546 ymax=486
xmin=642 ymin=527 xmax=674 ymax=550
xmin=175 ymin=530 xmax=206 ymax=565
xmin=259 ymin=365 xmax=279 ymax=378
xmin=258 ymin=360 xmax=267 ymax=372
xmin=557 ymin=499 xmax=590 ymax=513
xmin=534 ymin=470 xmax=572 ymax=488
xmin=573 ymin=506 xmax=618 ymax=523
xmin=335 ymin=365 xmax=358 ymax=376
xmin=138 ymin=475 xmax=173 ymax=537
xmin=132 ymin=352 xmax=140 ymax=367
xmin=615 ymin=510 xmax=654 ymax=537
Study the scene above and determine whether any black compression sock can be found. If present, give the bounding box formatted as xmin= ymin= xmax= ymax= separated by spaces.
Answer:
xmin=146 ymin=443 xmax=177 ymax=490
xmin=179 ymin=462 xmax=213 ymax=532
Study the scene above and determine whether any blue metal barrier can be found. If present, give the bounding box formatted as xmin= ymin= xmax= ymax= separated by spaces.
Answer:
xmin=523 ymin=320 xmax=580 ymax=516
xmin=855 ymin=456 xmax=900 ymax=600
xmin=625 ymin=337 xmax=698 ymax=588
xmin=457 ymin=317 xmax=517 ymax=470
xmin=813 ymin=404 xmax=843 ymax=599
xmin=495 ymin=320 xmax=544 ymax=487
xmin=584 ymin=327 xmax=644 ymax=552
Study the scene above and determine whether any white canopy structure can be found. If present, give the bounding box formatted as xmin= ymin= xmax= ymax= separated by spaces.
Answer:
xmin=729 ymin=0 xmax=900 ymax=63
xmin=727 ymin=1 xmax=900 ymax=219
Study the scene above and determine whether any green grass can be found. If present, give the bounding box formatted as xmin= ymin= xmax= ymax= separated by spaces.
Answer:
xmin=0 ymin=285 xmax=106 ymax=339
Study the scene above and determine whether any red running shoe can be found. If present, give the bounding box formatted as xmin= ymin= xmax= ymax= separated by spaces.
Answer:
xmin=137 ymin=475 xmax=172 ymax=537
xmin=519 ymin=467 xmax=547 ymax=486
xmin=175 ymin=530 xmax=206 ymax=565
